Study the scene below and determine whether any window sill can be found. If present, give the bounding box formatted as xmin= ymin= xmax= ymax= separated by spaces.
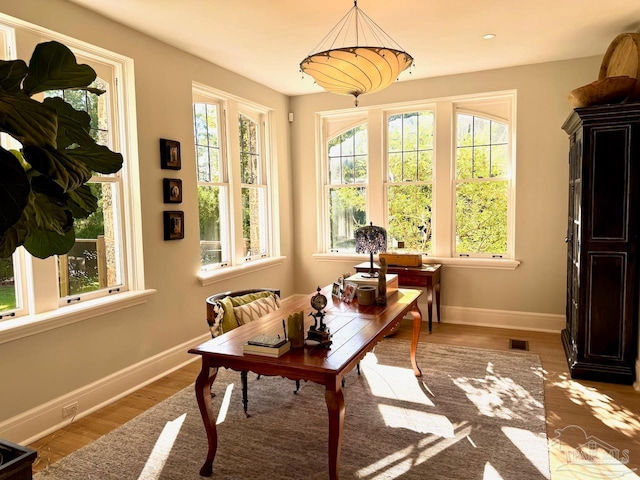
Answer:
xmin=198 ymin=256 xmax=286 ymax=287
xmin=0 ymin=289 xmax=157 ymax=346
xmin=312 ymin=253 xmax=520 ymax=270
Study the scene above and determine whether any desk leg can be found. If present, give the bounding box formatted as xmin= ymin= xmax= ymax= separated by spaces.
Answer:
xmin=194 ymin=359 xmax=219 ymax=477
xmin=325 ymin=384 xmax=345 ymax=480
xmin=426 ymin=285 xmax=434 ymax=334
xmin=435 ymin=281 xmax=441 ymax=323
xmin=410 ymin=304 xmax=423 ymax=377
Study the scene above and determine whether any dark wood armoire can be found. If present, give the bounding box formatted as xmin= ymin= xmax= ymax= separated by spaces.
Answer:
xmin=561 ymin=102 xmax=640 ymax=384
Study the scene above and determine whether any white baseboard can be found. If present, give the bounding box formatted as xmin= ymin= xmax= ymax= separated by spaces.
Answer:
xmin=438 ymin=305 xmax=564 ymax=333
xmin=0 ymin=333 xmax=210 ymax=445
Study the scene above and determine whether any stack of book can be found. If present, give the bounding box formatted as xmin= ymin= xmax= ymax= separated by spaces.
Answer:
xmin=243 ymin=334 xmax=291 ymax=357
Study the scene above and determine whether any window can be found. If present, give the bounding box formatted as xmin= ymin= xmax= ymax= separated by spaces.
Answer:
xmin=455 ymin=112 xmax=509 ymax=256
xmin=193 ymin=85 xmax=275 ymax=270
xmin=319 ymin=93 xmax=515 ymax=262
xmin=0 ymin=20 xmax=142 ymax=323
xmin=45 ymin=70 xmax=126 ymax=302
xmin=387 ymin=110 xmax=434 ymax=252
xmin=326 ymin=123 xmax=367 ymax=251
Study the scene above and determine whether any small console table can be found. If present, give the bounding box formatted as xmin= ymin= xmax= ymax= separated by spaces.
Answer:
xmin=353 ymin=262 xmax=441 ymax=333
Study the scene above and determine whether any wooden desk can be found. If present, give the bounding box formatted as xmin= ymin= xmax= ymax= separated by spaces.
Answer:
xmin=189 ymin=286 xmax=423 ymax=480
xmin=354 ymin=262 xmax=441 ymax=333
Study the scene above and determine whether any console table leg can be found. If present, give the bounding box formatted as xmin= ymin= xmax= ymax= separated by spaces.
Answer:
xmin=410 ymin=304 xmax=423 ymax=377
xmin=195 ymin=360 xmax=219 ymax=477
xmin=325 ymin=385 xmax=345 ymax=480
xmin=435 ymin=281 xmax=441 ymax=323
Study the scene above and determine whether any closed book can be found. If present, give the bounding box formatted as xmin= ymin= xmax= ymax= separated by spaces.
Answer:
xmin=243 ymin=341 xmax=291 ymax=357
xmin=247 ymin=334 xmax=288 ymax=348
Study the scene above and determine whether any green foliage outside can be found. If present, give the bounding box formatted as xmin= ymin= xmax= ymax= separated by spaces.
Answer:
xmin=0 ymin=256 xmax=15 ymax=311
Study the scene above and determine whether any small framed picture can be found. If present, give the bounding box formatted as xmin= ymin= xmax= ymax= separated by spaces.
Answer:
xmin=163 ymin=211 xmax=184 ymax=240
xmin=160 ymin=138 xmax=181 ymax=170
xmin=163 ymin=178 xmax=182 ymax=203
xmin=332 ymin=282 xmax=341 ymax=297
xmin=341 ymin=282 xmax=357 ymax=303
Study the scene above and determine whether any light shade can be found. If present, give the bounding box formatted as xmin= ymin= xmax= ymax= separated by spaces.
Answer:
xmin=355 ymin=222 xmax=387 ymax=277
xmin=300 ymin=1 xmax=413 ymax=106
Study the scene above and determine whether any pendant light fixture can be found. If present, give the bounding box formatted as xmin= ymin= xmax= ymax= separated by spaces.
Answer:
xmin=300 ymin=0 xmax=413 ymax=106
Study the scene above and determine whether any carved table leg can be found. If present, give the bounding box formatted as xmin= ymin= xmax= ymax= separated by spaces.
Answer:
xmin=325 ymin=383 xmax=345 ymax=480
xmin=194 ymin=359 xmax=219 ymax=477
xmin=410 ymin=304 xmax=423 ymax=377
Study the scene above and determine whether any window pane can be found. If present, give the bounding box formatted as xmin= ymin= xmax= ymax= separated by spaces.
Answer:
xmin=239 ymin=114 xmax=260 ymax=184
xmin=194 ymin=103 xmax=221 ymax=183
xmin=388 ymin=185 xmax=433 ymax=252
xmin=199 ymin=185 xmax=228 ymax=266
xmin=457 ymin=114 xmax=473 ymax=147
xmin=387 ymin=111 xmax=433 ymax=182
xmin=457 ymin=113 xmax=508 ymax=180
xmin=491 ymin=144 xmax=508 ymax=177
xmin=59 ymin=182 xmax=123 ymax=297
xmin=0 ymin=257 xmax=16 ymax=313
xmin=329 ymin=187 xmax=366 ymax=251
xmin=328 ymin=125 xmax=367 ymax=185
xmin=456 ymin=181 xmax=508 ymax=254
xmin=242 ymin=186 xmax=266 ymax=257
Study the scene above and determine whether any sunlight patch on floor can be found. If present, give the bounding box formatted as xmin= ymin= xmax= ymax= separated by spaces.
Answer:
xmin=502 ymin=426 xmax=552 ymax=477
xmin=136 ymin=413 xmax=186 ymax=480
xmin=377 ymin=404 xmax=455 ymax=436
xmin=483 ymin=461 xmax=506 ymax=479
xmin=216 ymin=383 xmax=234 ymax=425
xmin=356 ymin=445 xmax=415 ymax=479
xmin=361 ymin=355 xmax=434 ymax=406
xmin=552 ymin=375 xmax=640 ymax=438
xmin=452 ymin=361 xmax=544 ymax=421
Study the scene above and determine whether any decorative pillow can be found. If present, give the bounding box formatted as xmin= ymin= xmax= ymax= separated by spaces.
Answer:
xmin=233 ymin=295 xmax=279 ymax=325
xmin=229 ymin=291 xmax=275 ymax=307
xmin=219 ymin=296 xmax=238 ymax=334
xmin=209 ymin=300 xmax=225 ymax=337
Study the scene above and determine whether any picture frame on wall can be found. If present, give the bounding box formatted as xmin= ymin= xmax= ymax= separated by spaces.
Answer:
xmin=160 ymin=138 xmax=181 ymax=170
xmin=163 ymin=178 xmax=182 ymax=203
xmin=163 ymin=211 xmax=184 ymax=240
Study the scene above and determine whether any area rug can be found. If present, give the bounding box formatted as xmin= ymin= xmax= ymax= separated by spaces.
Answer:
xmin=34 ymin=340 xmax=550 ymax=479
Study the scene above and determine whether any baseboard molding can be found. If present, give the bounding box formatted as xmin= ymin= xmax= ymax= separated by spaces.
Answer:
xmin=0 ymin=333 xmax=210 ymax=445
xmin=439 ymin=305 xmax=564 ymax=333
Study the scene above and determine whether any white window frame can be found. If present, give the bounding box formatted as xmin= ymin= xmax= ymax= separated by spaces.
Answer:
xmin=315 ymin=92 xmax=519 ymax=269
xmin=193 ymin=83 xmax=280 ymax=284
xmin=0 ymin=14 xmax=151 ymax=342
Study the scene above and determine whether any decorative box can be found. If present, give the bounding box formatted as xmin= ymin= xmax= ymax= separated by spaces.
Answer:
xmin=379 ymin=252 xmax=422 ymax=267
xmin=345 ymin=273 xmax=398 ymax=297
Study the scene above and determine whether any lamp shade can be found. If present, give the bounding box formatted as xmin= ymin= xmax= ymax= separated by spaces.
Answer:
xmin=355 ymin=222 xmax=387 ymax=255
xmin=300 ymin=1 xmax=413 ymax=105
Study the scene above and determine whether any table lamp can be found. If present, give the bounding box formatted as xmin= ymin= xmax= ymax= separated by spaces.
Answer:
xmin=355 ymin=222 xmax=387 ymax=278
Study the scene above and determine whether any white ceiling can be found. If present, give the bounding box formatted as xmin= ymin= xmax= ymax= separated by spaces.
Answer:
xmin=67 ymin=0 xmax=640 ymax=96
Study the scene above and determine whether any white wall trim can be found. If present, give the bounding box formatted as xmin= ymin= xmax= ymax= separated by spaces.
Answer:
xmin=0 ymin=333 xmax=209 ymax=445
xmin=440 ymin=305 xmax=564 ymax=332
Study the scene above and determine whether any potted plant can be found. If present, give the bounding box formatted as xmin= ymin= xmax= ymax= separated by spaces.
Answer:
xmin=0 ymin=41 xmax=123 ymax=259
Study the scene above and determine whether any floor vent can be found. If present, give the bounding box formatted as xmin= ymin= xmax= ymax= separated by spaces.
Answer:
xmin=509 ymin=339 xmax=529 ymax=351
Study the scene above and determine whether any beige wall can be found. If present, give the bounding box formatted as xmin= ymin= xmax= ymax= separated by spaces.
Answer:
xmin=0 ymin=0 xmax=294 ymax=421
xmin=290 ymin=56 xmax=601 ymax=316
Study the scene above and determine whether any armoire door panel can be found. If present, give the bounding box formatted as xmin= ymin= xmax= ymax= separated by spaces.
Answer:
xmin=590 ymin=126 xmax=629 ymax=241
xmin=585 ymin=253 xmax=626 ymax=360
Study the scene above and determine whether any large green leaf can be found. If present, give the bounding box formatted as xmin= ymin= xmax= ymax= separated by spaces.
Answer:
xmin=29 ymin=191 xmax=73 ymax=235
xmin=67 ymin=143 xmax=123 ymax=174
xmin=0 ymin=93 xmax=58 ymax=147
xmin=43 ymin=97 xmax=93 ymax=148
xmin=0 ymin=60 xmax=28 ymax=93
xmin=23 ymin=41 xmax=96 ymax=96
xmin=66 ymin=184 xmax=98 ymax=218
xmin=22 ymin=144 xmax=92 ymax=191
xmin=24 ymin=228 xmax=75 ymax=259
xmin=0 ymin=147 xmax=29 ymax=232
xmin=0 ymin=223 xmax=27 ymax=258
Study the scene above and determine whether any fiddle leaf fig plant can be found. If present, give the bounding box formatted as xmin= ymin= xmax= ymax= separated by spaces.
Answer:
xmin=0 ymin=41 xmax=123 ymax=259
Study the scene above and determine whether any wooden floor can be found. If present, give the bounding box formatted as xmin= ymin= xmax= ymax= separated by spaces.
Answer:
xmin=29 ymin=321 xmax=640 ymax=479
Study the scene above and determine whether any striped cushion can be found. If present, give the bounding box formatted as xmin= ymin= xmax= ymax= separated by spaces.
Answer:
xmin=233 ymin=295 xmax=279 ymax=325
